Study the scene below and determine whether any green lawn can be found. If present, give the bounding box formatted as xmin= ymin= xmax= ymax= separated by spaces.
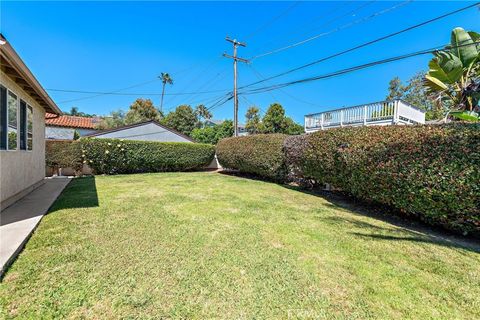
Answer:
xmin=1 ymin=172 xmax=479 ymax=319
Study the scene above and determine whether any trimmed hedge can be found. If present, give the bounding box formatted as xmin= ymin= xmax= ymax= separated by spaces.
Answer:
xmin=79 ymin=138 xmax=215 ymax=174
xmin=46 ymin=140 xmax=83 ymax=172
xmin=288 ymin=124 xmax=480 ymax=235
xmin=216 ymin=134 xmax=287 ymax=181
xmin=218 ymin=124 xmax=479 ymax=235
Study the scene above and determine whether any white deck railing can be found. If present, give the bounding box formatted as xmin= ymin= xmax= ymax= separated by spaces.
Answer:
xmin=304 ymin=100 xmax=425 ymax=132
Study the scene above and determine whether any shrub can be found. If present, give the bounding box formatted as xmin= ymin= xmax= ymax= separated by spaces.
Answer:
xmin=79 ymin=138 xmax=215 ymax=174
xmin=45 ymin=140 xmax=83 ymax=172
xmin=288 ymin=124 xmax=480 ymax=235
xmin=216 ymin=134 xmax=287 ymax=181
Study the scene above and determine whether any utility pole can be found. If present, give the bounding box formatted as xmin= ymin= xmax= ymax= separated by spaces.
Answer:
xmin=223 ymin=36 xmax=248 ymax=137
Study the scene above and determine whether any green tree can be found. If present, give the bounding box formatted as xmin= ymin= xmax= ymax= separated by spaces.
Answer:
xmin=284 ymin=117 xmax=304 ymax=135
xmin=125 ymin=98 xmax=162 ymax=125
xmin=386 ymin=77 xmax=405 ymax=100
xmin=69 ymin=106 xmax=80 ymax=116
xmin=245 ymin=106 xmax=262 ymax=134
xmin=424 ymin=27 xmax=480 ymax=121
xmin=191 ymin=120 xmax=233 ymax=144
xmin=262 ymin=103 xmax=287 ymax=133
xmin=195 ymin=104 xmax=212 ymax=126
xmin=160 ymin=72 xmax=174 ymax=113
xmin=162 ymin=105 xmax=199 ymax=136
xmin=96 ymin=109 xmax=126 ymax=129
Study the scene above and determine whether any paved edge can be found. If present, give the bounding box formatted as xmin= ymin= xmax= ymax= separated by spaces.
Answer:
xmin=0 ymin=178 xmax=71 ymax=279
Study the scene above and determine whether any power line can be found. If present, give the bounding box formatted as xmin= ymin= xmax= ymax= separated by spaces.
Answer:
xmin=248 ymin=64 xmax=328 ymax=108
xmin=240 ymin=41 xmax=480 ymax=95
xmin=244 ymin=1 xmax=301 ymax=40
xmin=49 ymin=87 xmax=230 ymax=97
xmin=241 ymin=2 xmax=480 ymax=89
xmin=56 ymin=78 xmax=161 ymax=104
xmin=250 ymin=0 xmax=411 ymax=60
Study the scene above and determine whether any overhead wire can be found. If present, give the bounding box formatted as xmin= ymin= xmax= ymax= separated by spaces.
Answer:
xmin=241 ymin=2 xmax=480 ymax=89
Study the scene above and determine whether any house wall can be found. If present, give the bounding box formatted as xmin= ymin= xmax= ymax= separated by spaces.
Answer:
xmin=93 ymin=122 xmax=192 ymax=142
xmin=0 ymin=70 xmax=46 ymax=207
xmin=46 ymin=126 xmax=96 ymax=140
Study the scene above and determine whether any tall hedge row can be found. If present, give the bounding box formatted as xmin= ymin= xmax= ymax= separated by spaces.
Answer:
xmin=216 ymin=134 xmax=287 ymax=181
xmin=216 ymin=124 xmax=480 ymax=235
xmin=79 ymin=138 xmax=215 ymax=174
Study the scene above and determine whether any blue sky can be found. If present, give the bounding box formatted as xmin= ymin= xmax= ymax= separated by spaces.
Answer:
xmin=1 ymin=1 xmax=479 ymax=122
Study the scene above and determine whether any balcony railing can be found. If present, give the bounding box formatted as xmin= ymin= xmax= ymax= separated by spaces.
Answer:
xmin=304 ymin=100 xmax=425 ymax=132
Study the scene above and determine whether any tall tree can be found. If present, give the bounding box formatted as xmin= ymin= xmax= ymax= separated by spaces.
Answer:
xmin=245 ymin=106 xmax=262 ymax=134
xmin=69 ymin=106 xmax=80 ymax=116
xmin=161 ymin=105 xmax=199 ymax=136
xmin=195 ymin=104 xmax=212 ymax=124
xmin=263 ymin=103 xmax=288 ymax=133
xmin=125 ymin=98 xmax=162 ymax=124
xmin=386 ymin=77 xmax=405 ymax=101
xmin=424 ymin=27 xmax=479 ymax=121
xmin=159 ymin=72 xmax=174 ymax=113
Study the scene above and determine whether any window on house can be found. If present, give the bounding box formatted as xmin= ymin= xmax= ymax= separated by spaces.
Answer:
xmin=7 ymin=91 xmax=18 ymax=150
xmin=19 ymin=100 xmax=27 ymax=150
xmin=27 ymin=105 xmax=33 ymax=150
xmin=0 ymin=85 xmax=6 ymax=150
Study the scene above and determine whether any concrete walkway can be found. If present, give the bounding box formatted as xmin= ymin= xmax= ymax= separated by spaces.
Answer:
xmin=0 ymin=178 xmax=71 ymax=277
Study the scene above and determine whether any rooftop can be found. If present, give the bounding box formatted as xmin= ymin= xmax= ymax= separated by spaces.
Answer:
xmin=45 ymin=113 xmax=99 ymax=129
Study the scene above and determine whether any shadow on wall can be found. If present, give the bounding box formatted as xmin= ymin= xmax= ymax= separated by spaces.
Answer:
xmin=48 ymin=176 xmax=99 ymax=213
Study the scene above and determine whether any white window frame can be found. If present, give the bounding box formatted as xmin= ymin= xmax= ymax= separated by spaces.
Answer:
xmin=6 ymin=88 xmax=19 ymax=151
xmin=0 ymin=86 xmax=34 ymax=152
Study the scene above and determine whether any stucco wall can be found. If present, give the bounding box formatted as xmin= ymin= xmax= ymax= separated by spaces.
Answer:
xmin=94 ymin=122 xmax=192 ymax=142
xmin=46 ymin=126 xmax=97 ymax=140
xmin=0 ymin=70 xmax=46 ymax=204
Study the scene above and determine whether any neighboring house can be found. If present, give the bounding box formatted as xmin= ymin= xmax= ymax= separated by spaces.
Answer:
xmin=0 ymin=34 xmax=62 ymax=209
xmin=304 ymin=99 xmax=426 ymax=133
xmin=84 ymin=120 xmax=194 ymax=142
xmin=204 ymin=119 xmax=248 ymax=136
xmin=45 ymin=113 xmax=99 ymax=140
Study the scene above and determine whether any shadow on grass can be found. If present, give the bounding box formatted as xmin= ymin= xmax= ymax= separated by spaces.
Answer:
xmin=218 ymin=171 xmax=480 ymax=254
xmin=48 ymin=176 xmax=99 ymax=213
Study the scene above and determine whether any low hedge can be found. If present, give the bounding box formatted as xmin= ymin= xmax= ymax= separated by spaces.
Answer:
xmin=79 ymin=138 xmax=215 ymax=174
xmin=216 ymin=134 xmax=287 ymax=181
xmin=288 ymin=124 xmax=479 ymax=235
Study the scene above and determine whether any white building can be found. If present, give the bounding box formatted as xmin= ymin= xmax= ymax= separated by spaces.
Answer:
xmin=304 ymin=100 xmax=425 ymax=133
xmin=84 ymin=120 xmax=194 ymax=142
xmin=0 ymin=34 xmax=62 ymax=209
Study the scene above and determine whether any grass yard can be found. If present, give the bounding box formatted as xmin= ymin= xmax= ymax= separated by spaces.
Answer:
xmin=1 ymin=172 xmax=479 ymax=319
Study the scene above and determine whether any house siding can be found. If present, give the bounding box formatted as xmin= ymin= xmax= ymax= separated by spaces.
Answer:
xmin=46 ymin=126 xmax=96 ymax=140
xmin=92 ymin=122 xmax=192 ymax=142
xmin=0 ymin=70 xmax=46 ymax=205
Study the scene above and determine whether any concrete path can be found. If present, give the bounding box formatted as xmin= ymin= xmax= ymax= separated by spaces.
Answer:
xmin=0 ymin=178 xmax=71 ymax=277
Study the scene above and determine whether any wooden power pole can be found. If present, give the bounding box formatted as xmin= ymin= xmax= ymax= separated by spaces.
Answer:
xmin=223 ymin=36 xmax=248 ymax=137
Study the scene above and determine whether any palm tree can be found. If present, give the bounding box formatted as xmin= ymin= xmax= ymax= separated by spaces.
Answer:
xmin=159 ymin=72 xmax=174 ymax=113
xmin=424 ymin=27 xmax=479 ymax=121
xmin=195 ymin=104 xmax=212 ymax=122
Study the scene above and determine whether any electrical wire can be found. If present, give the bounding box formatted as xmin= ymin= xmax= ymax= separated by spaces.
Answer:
xmin=240 ymin=41 xmax=480 ymax=95
xmin=241 ymin=2 xmax=480 ymax=89
xmin=250 ymin=0 xmax=397 ymax=59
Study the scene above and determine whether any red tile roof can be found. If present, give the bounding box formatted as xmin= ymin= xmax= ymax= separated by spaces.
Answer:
xmin=45 ymin=113 xmax=99 ymax=129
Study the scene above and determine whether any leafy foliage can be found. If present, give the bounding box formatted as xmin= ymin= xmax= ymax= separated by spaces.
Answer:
xmin=386 ymin=72 xmax=445 ymax=120
xmin=125 ymin=98 xmax=162 ymax=124
xmin=244 ymin=103 xmax=303 ymax=135
xmin=216 ymin=134 xmax=288 ymax=181
xmin=287 ymin=124 xmax=480 ymax=235
xmin=191 ymin=120 xmax=233 ymax=144
xmin=161 ymin=105 xmax=199 ymax=136
xmin=45 ymin=140 xmax=84 ymax=172
xmin=424 ymin=27 xmax=479 ymax=119
xmin=79 ymin=138 xmax=215 ymax=175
